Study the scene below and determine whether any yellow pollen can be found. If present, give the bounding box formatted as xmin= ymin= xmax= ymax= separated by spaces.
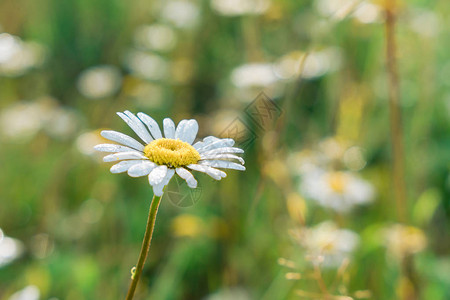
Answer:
xmin=328 ymin=172 xmax=347 ymax=194
xmin=144 ymin=138 xmax=201 ymax=168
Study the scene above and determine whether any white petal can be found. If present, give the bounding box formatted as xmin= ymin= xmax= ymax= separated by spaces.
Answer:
xmin=152 ymin=169 xmax=175 ymax=196
xmin=101 ymin=130 xmax=145 ymax=151
xmin=110 ymin=160 xmax=143 ymax=173
xmin=94 ymin=143 xmax=137 ymax=153
xmin=200 ymin=154 xmax=245 ymax=165
xmin=199 ymin=160 xmax=246 ymax=171
xmin=193 ymin=136 xmax=217 ymax=149
xmin=103 ymin=151 xmax=148 ymax=162
xmin=192 ymin=141 xmax=204 ymax=150
xmin=117 ymin=111 xmax=153 ymax=144
xmin=148 ymin=165 xmax=168 ymax=185
xmin=127 ymin=161 xmax=157 ymax=177
xmin=176 ymin=167 xmax=198 ymax=188
xmin=196 ymin=138 xmax=235 ymax=152
xmin=187 ymin=164 xmax=227 ymax=180
xmin=137 ymin=112 xmax=163 ymax=140
xmin=175 ymin=120 xmax=188 ymax=140
xmin=175 ymin=119 xmax=198 ymax=144
xmin=198 ymin=147 xmax=244 ymax=156
xmin=163 ymin=118 xmax=176 ymax=139
xmin=203 ymin=136 xmax=219 ymax=143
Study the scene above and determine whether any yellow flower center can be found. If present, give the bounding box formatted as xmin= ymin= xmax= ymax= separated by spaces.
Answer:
xmin=327 ymin=172 xmax=347 ymax=194
xmin=144 ymin=138 xmax=201 ymax=168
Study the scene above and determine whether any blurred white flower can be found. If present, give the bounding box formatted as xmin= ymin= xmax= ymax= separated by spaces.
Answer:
xmin=203 ymin=287 xmax=251 ymax=300
xmin=410 ymin=9 xmax=440 ymax=38
xmin=43 ymin=107 xmax=80 ymax=140
xmin=383 ymin=224 xmax=427 ymax=260
xmin=274 ymin=48 xmax=342 ymax=80
xmin=301 ymin=48 xmax=342 ymax=79
xmin=315 ymin=0 xmax=381 ymax=24
xmin=77 ymin=65 xmax=122 ymax=99
xmin=134 ymin=24 xmax=177 ymax=52
xmin=8 ymin=285 xmax=40 ymax=300
xmin=76 ymin=130 xmax=105 ymax=156
xmin=211 ymin=0 xmax=270 ymax=16
xmin=274 ymin=51 xmax=306 ymax=80
xmin=0 ymin=33 xmax=22 ymax=64
xmin=125 ymin=50 xmax=169 ymax=81
xmin=343 ymin=146 xmax=367 ymax=171
xmin=0 ymin=33 xmax=46 ymax=77
xmin=231 ymin=63 xmax=278 ymax=88
xmin=299 ymin=169 xmax=374 ymax=212
xmin=30 ymin=233 xmax=54 ymax=259
xmin=315 ymin=0 xmax=359 ymax=20
xmin=161 ymin=1 xmax=200 ymax=29
xmin=296 ymin=221 xmax=359 ymax=268
xmin=0 ymin=98 xmax=79 ymax=141
xmin=352 ymin=2 xmax=382 ymax=24
xmin=0 ymin=101 xmax=45 ymax=140
xmin=0 ymin=229 xmax=24 ymax=268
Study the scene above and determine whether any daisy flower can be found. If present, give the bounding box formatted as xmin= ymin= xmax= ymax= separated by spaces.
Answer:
xmin=292 ymin=221 xmax=359 ymax=268
xmin=299 ymin=168 xmax=374 ymax=212
xmin=94 ymin=111 xmax=245 ymax=196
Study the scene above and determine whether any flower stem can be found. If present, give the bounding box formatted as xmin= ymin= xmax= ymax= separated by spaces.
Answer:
xmin=125 ymin=194 xmax=163 ymax=300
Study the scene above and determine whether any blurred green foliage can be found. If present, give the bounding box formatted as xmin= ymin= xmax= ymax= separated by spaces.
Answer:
xmin=0 ymin=0 xmax=449 ymax=299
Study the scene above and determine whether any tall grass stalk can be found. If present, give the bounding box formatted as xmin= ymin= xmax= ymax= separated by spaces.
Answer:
xmin=385 ymin=0 xmax=407 ymax=222
xmin=385 ymin=2 xmax=420 ymax=299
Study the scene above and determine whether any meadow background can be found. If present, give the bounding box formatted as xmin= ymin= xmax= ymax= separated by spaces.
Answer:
xmin=0 ymin=0 xmax=449 ymax=299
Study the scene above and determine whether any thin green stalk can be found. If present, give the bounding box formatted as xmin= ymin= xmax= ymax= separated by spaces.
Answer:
xmin=385 ymin=0 xmax=407 ymax=222
xmin=125 ymin=194 xmax=163 ymax=300
xmin=385 ymin=2 xmax=421 ymax=299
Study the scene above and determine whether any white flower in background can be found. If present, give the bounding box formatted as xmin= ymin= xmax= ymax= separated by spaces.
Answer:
xmin=274 ymin=51 xmax=306 ymax=80
xmin=295 ymin=221 xmax=359 ymax=268
xmin=134 ymin=24 xmax=177 ymax=52
xmin=0 ymin=33 xmax=22 ymax=64
xmin=95 ymin=111 xmax=245 ymax=196
xmin=77 ymin=65 xmax=122 ymax=99
xmin=161 ymin=1 xmax=200 ymax=29
xmin=299 ymin=169 xmax=374 ymax=212
xmin=0 ymin=229 xmax=24 ymax=268
xmin=315 ymin=0 xmax=381 ymax=24
xmin=8 ymin=285 xmax=40 ymax=300
xmin=410 ymin=9 xmax=440 ymax=38
xmin=76 ymin=131 xmax=105 ymax=156
xmin=211 ymin=0 xmax=271 ymax=16
xmin=383 ymin=224 xmax=427 ymax=260
xmin=352 ymin=2 xmax=382 ymax=24
xmin=0 ymin=98 xmax=79 ymax=141
xmin=315 ymin=0 xmax=359 ymax=20
xmin=0 ymin=101 xmax=45 ymax=140
xmin=0 ymin=33 xmax=46 ymax=77
xmin=301 ymin=48 xmax=342 ymax=79
xmin=125 ymin=50 xmax=169 ymax=81
xmin=231 ymin=63 xmax=278 ymax=88
xmin=43 ymin=107 xmax=79 ymax=140
xmin=274 ymin=48 xmax=342 ymax=80
xmin=203 ymin=288 xmax=251 ymax=300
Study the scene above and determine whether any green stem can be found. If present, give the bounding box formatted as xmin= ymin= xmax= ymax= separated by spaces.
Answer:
xmin=125 ymin=194 xmax=163 ymax=300
xmin=385 ymin=0 xmax=407 ymax=223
